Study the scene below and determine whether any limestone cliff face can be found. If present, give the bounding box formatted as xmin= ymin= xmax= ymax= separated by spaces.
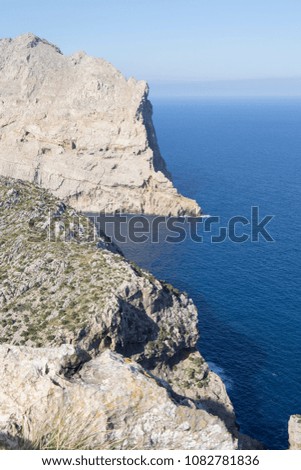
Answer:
xmin=0 ymin=33 xmax=200 ymax=216
xmin=0 ymin=176 xmax=246 ymax=449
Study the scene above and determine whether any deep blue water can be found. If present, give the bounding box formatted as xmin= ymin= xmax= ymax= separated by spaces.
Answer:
xmin=113 ymin=98 xmax=301 ymax=449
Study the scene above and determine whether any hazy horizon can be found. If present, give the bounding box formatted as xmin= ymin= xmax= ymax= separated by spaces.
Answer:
xmin=148 ymin=77 xmax=301 ymax=99
xmin=1 ymin=0 xmax=301 ymax=97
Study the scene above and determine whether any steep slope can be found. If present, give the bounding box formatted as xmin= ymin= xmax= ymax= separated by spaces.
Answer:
xmin=0 ymin=33 xmax=200 ymax=216
xmin=0 ymin=176 xmax=244 ymax=449
xmin=0 ymin=346 xmax=236 ymax=450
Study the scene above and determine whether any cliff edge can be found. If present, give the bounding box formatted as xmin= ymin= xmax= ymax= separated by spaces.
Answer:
xmin=0 ymin=33 xmax=200 ymax=216
xmin=0 ymin=176 xmax=261 ymax=449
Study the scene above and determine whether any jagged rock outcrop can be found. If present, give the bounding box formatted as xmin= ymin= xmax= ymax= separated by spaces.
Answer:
xmin=0 ymin=176 xmax=233 ymax=428
xmin=0 ymin=33 xmax=201 ymax=216
xmin=0 ymin=346 xmax=236 ymax=450
xmin=0 ymin=176 xmax=261 ymax=449
xmin=288 ymin=415 xmax=301 ymax=449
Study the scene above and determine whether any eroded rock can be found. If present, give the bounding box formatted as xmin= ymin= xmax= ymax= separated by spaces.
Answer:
xmin=0 ymin=33 xmax=200 ymax=216
xmin=0 ymin=346 xmax=237 ymax=450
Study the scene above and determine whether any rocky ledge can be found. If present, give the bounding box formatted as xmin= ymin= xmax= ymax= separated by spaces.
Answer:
xmin=0 ymin=176 xmax=261 ymax=449
xmin=0 ymin=33 xmax=200 ymax=216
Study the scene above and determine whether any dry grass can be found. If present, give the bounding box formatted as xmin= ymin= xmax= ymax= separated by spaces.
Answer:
xmin=20 ymin=400 xmax=123 ymax=450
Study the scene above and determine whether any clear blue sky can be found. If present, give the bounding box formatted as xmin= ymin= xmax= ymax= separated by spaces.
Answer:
xmin=1 ymin=0 xmax=301 ymax=94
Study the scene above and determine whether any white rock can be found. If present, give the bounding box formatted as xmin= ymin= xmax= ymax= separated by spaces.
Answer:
xmin=0 ymin=345 xmax=236 ymax=450
xmin=289 ymin=415 xmax=301 ymax=449
xmin=0 ymin=33 xmax=201 ymax=216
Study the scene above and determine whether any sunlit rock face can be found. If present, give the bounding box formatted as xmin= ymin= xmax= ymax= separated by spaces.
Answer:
xmin=0 ymin=33 xmax=200 ymax=216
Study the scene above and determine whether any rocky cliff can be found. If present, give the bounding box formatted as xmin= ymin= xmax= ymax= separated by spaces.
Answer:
xmin=0 ymin=33 xmax=200 ymax=216
xmin=0 ymin=176 xmax=260 ymax=450
xmin=0 ymin=346 xmax=235 ymax=450
xmin=288 ymin=415 xmax=301 ymax=449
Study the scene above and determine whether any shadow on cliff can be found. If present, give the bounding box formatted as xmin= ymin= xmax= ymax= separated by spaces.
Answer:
xmin=113 ymin=279 xmax=179 ymax=361
xmin=0 ymin=433 xmax=33 ymax=450
xmin=114 ymin=297 xmax=160 ymax=359
xmin=200 ymin=397 xmax=238 ymax=432
xmin=197 ymin=396 xmax=265 ymax=449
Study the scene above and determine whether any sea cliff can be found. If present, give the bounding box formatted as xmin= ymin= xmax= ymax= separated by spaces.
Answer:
xmin=0 ymin=33 xmax=262 ymax=450
xmin=0 ymin=33 xmax=200 ymax=216
xmin=0 ymin=176 xmax=259 ymax=449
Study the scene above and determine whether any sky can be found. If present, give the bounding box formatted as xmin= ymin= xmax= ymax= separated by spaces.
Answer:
xmin=1 ymin=0 xmax=301 ymax=96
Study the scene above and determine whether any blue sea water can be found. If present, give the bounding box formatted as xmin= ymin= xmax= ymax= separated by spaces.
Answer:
xmin=113 ymin=98 xmax=301 ymax=449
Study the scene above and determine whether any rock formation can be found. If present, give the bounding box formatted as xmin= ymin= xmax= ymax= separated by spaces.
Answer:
xmin=0 ymin=33 xmax=200 ymax=216
xmin=288 ymin=415 xmax=301 ymax=449
xmin=0 ymin=346 xmax=236 ymax=450
xmin=0 ymin=176 xmax=259 ymax=449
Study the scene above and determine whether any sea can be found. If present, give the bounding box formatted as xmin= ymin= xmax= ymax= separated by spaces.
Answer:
xmin=101 ymin=98 xmax=301 ymax=449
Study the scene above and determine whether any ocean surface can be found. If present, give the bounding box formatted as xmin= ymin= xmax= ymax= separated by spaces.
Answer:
xmin=105 ymin=98 xmax=301 ymax=449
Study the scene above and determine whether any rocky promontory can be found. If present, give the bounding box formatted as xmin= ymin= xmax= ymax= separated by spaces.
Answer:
xmin=0 ymin=176 xmax=260 ymax=449
xmin=0 ymin=33 xmax=200 ymax=216
xmin=0 ymin=33 xmax=265 ymax=450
